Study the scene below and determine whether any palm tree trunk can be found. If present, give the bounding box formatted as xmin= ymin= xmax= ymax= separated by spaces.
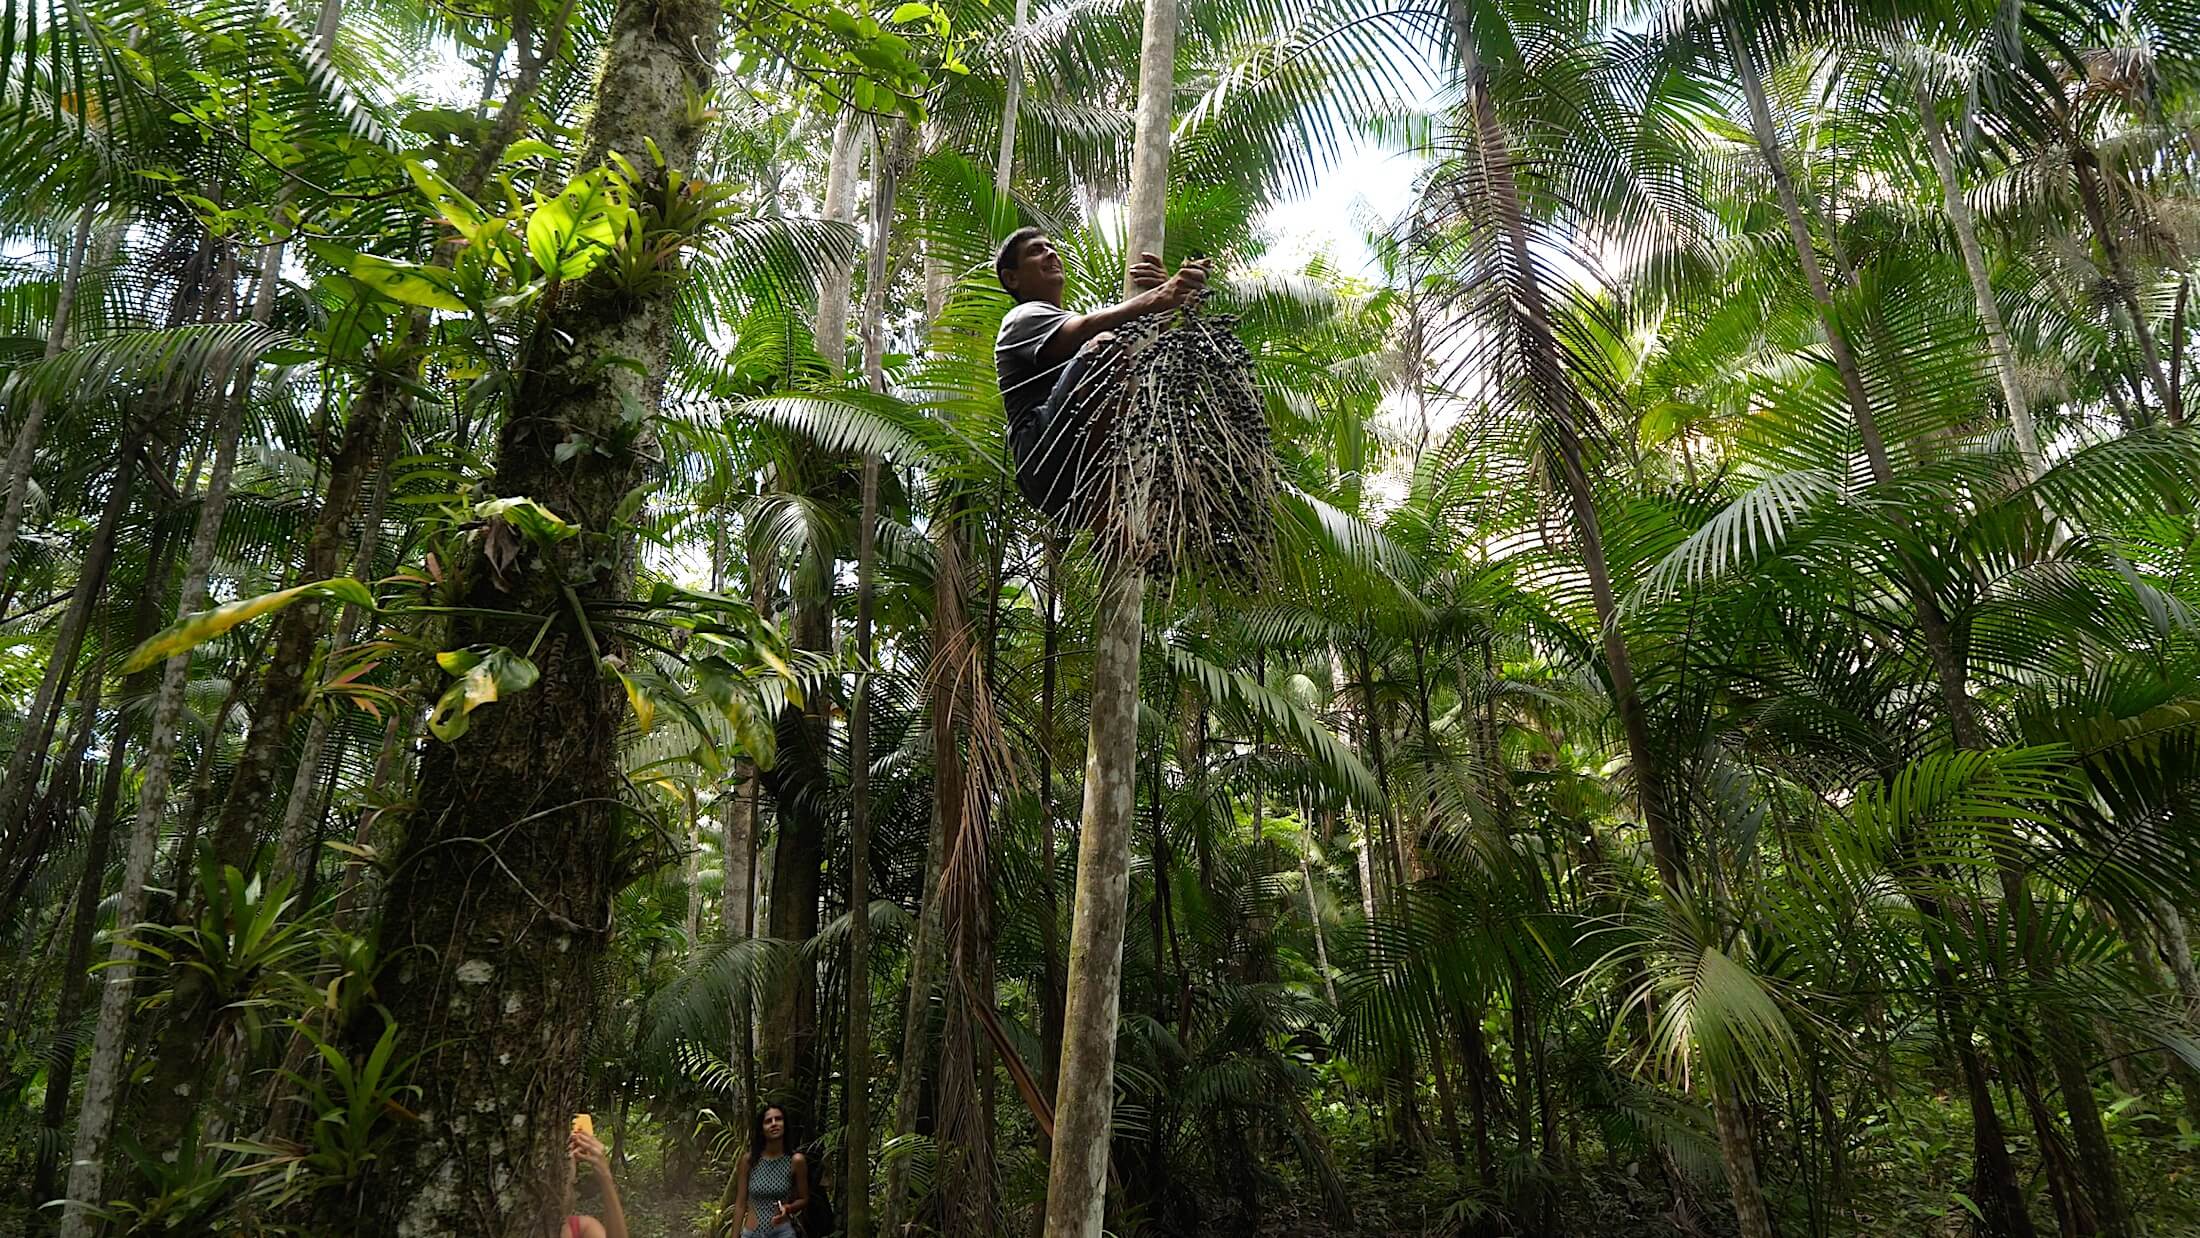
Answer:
xmin=1711 ymin=1081 xmax=1778 ymax=1238
xmin=1044 ymin=564 xmax=1143 ymax=1238
xmin=842 ymin=118 xmax=905 ymax=1238
xmin=56 ymin=356 xmax=246 ymax=1238
xmin=0 ymin=425 xmax=143 ymax=854
xmin=878 ymin=529 xmax=961 ymax=1237
xmin=1914 ymin=83 xmax=2044 ymax=478
xmin=2150 ymin=896 xmax=2200 ymax=1123
xmin=272 ymin=419 xmax=396 ymax=888
xmin=1037 ymin=540 xmax=1067 ymax=1101
xmin=814 ymin=114 xmax=865 ymax=369
xmin=30 ymin=674 xmax=118 ymax=1217
xmin=1043 ymin=2 xmax=1174 ymax=1232
xmin=0 ymin=652 xmax=98 ymax=925
xmin=1298 ymin=820 xmax=1336 ymax=1008
xmin=136 ymin=299 xmax=405 ymax=1155
xmin=0 ymin=203 xmax=97 ymax=597
xmin=349 ymin=0 xmax=723 ymax=1223
xmin=993 ymin=0 xmax=1030 ymax=199
xmin=1446 ymin=14 xmax=1682 ymax=895
xmin=1727 ymin=27 xmax=2046 ymax=1237
xmin=2065 ymin=139 xmax=2175 ymax=420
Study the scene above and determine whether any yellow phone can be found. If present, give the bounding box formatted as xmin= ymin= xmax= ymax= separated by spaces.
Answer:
xmin=572 ymin=1113 xmax=594 ymax=1138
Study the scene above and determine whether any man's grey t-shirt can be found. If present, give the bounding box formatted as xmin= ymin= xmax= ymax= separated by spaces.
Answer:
xmin=996 ymin=299 xmax=1071 ymax=433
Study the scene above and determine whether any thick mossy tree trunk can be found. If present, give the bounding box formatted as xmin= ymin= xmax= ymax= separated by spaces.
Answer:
xmin=348 ymin=0 xmax=721 ymax=1229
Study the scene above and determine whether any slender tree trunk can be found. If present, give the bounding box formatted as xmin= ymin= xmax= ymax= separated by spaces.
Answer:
xmin=1353 ymin=813 xmax=1377 ymax=925
xmin=1446 ymin=13 xmax=1681 ymax=894
xmin=843 ymin=449 xmax=881 ymax=1238
xmin=1037 ymin=540 xmax=1067 ymax=1101
xmin=1712 ymin=1081 xmax=1778 ymax=1238
xmin=814 ymin=115 xmax=865 ymax=369
xmin=2065 ymin=139 xmax=2175 ymax=420
xmin=30 ymin=679 xmax=120 ymax=1221
xmin=721 ymin=771 xmax=757 ymax=937
xmin=0 ymin=204 xmax=97 ymax=595
xmin=1730 ymin=36 xmax=2044 ymax=1234
xmin=842 ymin=119 xmax=903 ymax=1238
xmin=2044 ymin=1016 xmax=2130 ymax=1236
xmin=0 ymin=660 xmax=98 ymax=925
xmin=0 ymin=427 xmax=142 ymax=855
xmin=1914 ymin=83 xmax=2044 ymax=478
xmin=138 ymin=238 xmax=406 ymax=1152
xmin=871 ymin=756 xmax=950 ymax=1238
xmin=57 ymin=362 xmax=246 ymax=1238
xmin=993 ymin=0 xmax=1030 ymax=200
xmin=2151 ymin=897 xmax=2200 ymax=1124
xmin=1457 ymin=1015 xmax=1497 ymax=1187
xmin=1042 ymin=3 xmax=1174 ymax=1230
xmin=1728 ymin=20 xmax=1981 ymax=752
xmin=192 ymin=387 xmax=389 ymax=878
xmin=1298 ymin=821 xmax=1336 ymax=1008
xmin=1042 ymin=564 xmax=1145 ymax=1238
xmin=349 ymin=0 xmax=723 ymax=1223
xmin=272 ymin=420 xmax=396 ymax=889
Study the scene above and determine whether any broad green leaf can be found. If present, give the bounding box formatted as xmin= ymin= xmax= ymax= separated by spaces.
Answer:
xmin=499 ymin=138 xmax=561 ymax=164
xmin=428 ymin=647 xmax=541 ymax=742
xmin=525 ymin=169 xmax=630 ymax=281
xmin=310 ymin=242 xmax=469 ymax=313
xmin=123 ymin=579 xmax=374 ymax=674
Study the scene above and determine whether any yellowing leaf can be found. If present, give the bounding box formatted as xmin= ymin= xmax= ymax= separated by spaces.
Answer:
xmin=617 ymin=668 xmax=657 ymax=734
xmin=404 ymin=159 xmax=490 ymax=243
xmin=309 ymin=241 xmax=469 ymax=313
xmin=123 ymin=579 xmax=374 ymax=674
xmin=475 ymin=496 xmax=580 ymax=544
xmin=428 ymin=647 xmax=540 ymax=742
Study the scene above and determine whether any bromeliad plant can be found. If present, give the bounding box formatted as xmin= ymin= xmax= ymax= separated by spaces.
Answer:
xmin=219 ymin=1011 xmax=426 ymax=1212
xmin=119 ymin=861 xmax=324 ymax=1058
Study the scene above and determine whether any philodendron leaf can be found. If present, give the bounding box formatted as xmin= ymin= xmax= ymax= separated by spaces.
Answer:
xmin=123 ymin=579 xmax=375 ymax=674
xmin=428 ymin=647 xmax=541 ymax=742
xmin=309 ymin=241 xmax=469 ymax=313
xmin=525 ymin=168 xmax=630 ymax=281
xmin=475 ymin=496 xmax=580 ymax=545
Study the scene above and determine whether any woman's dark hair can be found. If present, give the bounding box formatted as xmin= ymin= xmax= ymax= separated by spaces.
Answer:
xmin=995 ymin=226 xmax=1045 ymax=294
xmin=747 ymin=1103 xmax=791 ymax=1168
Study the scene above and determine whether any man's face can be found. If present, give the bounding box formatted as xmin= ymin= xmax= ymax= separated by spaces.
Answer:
xmin=1006 ymin=234 xmax=1067 ymax=305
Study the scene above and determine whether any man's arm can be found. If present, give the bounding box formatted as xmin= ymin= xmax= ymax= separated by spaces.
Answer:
xmin=1036 ymin=255 xmax=1208 ymax=364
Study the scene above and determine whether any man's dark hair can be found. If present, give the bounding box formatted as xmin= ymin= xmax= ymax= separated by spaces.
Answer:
xmin=995 ymin=227 xmax=1045 ymax=296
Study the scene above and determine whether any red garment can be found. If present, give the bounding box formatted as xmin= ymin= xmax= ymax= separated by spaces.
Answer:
xmin=566 ymin=1219 xmax=582 ymax=1238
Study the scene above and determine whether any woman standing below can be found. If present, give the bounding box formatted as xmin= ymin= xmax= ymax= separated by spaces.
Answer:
xmin=558 ymin=1126 xmax=629 ymax=1238
xmin=726 ymin=1104 xmax=810 ymax=1238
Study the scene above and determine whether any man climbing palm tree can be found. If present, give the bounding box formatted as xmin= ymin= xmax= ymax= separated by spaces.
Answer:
xmin=994 ymin=227 xmax=1208 ymax=522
